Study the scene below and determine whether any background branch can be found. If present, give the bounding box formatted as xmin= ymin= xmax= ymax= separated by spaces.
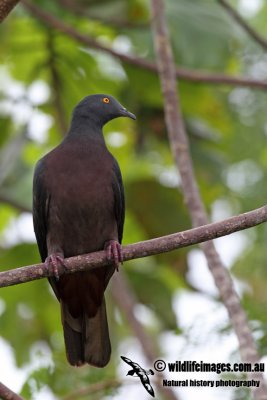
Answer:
xmin=46 ymin=32 xmax=68 ymax=136
xmin=111 ymin=273 xmax=179 ymax=400
xmin=0 ymin=205 xmax=266 ymax=288
xmin=150 ymin=0 xmax=267 ymax=399
xmin=56 ymin=0 xmax=148 ymax=30
xmin=0 ymin=381 xmax=23 ymax=400
xmin=0 ymin=0 xmax=20 ymax=22
xmin=21 ymin=0 xmax=267 ymax=91
xmin=218 ymin=0 xmax=267 ymax=51
xmin=0 ymin=192 xmax=30 ymax=213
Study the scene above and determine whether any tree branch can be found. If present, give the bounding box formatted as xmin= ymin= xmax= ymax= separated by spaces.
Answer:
xmin=150 ymin=1 xmax=267 ymax=399
xmin=0 ymin=0 xmax=20 ymax=22
xmin=218 ymin=0 xmax=267 ymax=51
xmin=20 ymin=0 xmax=267 ymax=91
xmin=0 ymin=381 xmax=23 ymax=400
xmin=0 ymin=205 xmax=266 ymax=288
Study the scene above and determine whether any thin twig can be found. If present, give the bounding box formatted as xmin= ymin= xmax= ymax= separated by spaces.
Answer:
xmin=218 ymin=0 xmax=267 ymax=51
xmin=0 ymin=204 xmax=266 ymax=288
xmin=0 ymin=0 xmax=20 ymax=22
xmin=111 ymin=272 xmax=178 ymax=400
xmin=150 ymin=1 xmax=267 ymax=399
xmin=46 ymin=31 xmax=68 ymax=136
xmin=168 ymin=67 xmax=267 ymax=89
xmin=57 ymin=0 xmax=148 ymax=30
xmin=0 ymin=381 xmax=23 ymax=400
xmin=20 ymin=0 xmax=267 ymax=91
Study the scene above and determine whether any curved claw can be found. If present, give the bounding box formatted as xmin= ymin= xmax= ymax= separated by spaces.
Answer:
xmin=45 ymin=253 xmax=66 ymax=280
xmin=104 ymin=240 xmax=123 ymax=271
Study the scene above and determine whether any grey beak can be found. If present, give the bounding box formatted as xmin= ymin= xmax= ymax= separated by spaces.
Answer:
xmin=120 ymin=107 xmax=136 ymax=120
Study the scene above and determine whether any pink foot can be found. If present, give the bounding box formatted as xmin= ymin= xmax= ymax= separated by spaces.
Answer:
xmin=45 ymin=253 xmax=66 ymax=280
xmin=104 ymin=240 xmax=123 ymax=271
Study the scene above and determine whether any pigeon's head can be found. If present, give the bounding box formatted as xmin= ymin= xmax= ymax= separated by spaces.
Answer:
xmin=73 ymin=94 xmax=136 ymax=127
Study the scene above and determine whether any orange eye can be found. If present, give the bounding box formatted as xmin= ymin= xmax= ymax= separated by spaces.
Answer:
xmin=103 ymin=97 xmax=110 ymax=104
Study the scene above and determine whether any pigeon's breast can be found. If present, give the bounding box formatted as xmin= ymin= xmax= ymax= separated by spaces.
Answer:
xmin=44 ymin=143 xmax=117 ymax=257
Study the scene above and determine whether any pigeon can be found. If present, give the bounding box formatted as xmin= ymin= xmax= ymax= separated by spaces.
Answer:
xmin=33 ymin=94 xmax=136 ymax=367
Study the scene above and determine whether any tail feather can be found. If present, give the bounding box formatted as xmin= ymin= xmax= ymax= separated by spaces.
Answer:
xmin=61 ymin=298 xmax=111 ymax=367
xmin=62 ymin=319 xmax=84 ymax=366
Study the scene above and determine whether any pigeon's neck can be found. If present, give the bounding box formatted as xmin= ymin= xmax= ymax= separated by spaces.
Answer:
xmin=68 ymin=115 xmax=106 ymax=144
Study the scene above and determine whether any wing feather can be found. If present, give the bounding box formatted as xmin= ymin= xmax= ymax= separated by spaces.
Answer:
xmin=32 ymin=159 xmax=49 ymax=262
xmin=112 ymin=158 xmax=125 ymax=244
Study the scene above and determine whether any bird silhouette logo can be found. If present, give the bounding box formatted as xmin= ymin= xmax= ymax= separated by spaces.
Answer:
xmin=121 ymin=356 xmax=155 ymax=397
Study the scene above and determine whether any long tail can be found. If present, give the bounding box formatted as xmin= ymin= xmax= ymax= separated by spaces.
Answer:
xmin=60 ymin=298 xmax=111 ymax=367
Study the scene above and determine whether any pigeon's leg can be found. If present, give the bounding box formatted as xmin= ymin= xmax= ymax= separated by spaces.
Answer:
xmin=104 ymin=240 xmax=123 ymax=271
xmin=45 ymin=253 xmax=66 ymax=280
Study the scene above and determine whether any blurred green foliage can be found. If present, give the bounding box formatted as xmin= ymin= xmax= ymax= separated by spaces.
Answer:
xmin=0 ymin=0 xmax=267 ymax=399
